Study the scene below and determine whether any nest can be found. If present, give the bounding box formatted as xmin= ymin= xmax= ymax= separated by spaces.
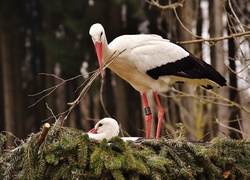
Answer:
xmin=1 ymin=117 xmax=250 ymax=180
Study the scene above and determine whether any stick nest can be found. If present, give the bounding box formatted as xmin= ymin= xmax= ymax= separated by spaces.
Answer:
xmin=0 ymin=118 xmax=250 ymax=180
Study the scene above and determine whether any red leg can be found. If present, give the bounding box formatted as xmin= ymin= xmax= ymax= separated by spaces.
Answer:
xmin=154 ymin=92 xmax=164 ymax=139
xmin=142 ymin=93 xmax=152 ymax=138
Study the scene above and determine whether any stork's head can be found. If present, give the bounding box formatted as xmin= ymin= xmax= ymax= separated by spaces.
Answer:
xmin=88 ymin=117 xmax=119 ymax=141
xmin=89 ymin=23 xmax=106 ymax=77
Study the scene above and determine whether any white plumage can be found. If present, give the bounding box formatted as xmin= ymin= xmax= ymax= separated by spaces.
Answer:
xmin=89 ymin=23 xmax=226 ymax=139
xmin=87 ymin=118 xmax=119 ymax=141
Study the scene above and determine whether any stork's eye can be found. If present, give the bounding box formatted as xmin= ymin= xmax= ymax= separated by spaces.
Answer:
xmin=100 ymin=32 xmax=103 ymax=38
xmin=98 ymin=123 xmax=103 ymax=127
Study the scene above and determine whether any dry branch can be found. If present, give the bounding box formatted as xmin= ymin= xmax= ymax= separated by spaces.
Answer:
xmin=146 ymin=0 xmax=250 ymax=47
xmin=146 ymin=0 xmax=185 ymax=10
xmin=66 ymin=49 xmax=126 ymax=119
xmin=36 ymin=123 xmax=50 ymax=147
xmin=177 ymin=31 xmax=250 ymax=45
xmin=28 ymin=74 xmax=85 ymax=108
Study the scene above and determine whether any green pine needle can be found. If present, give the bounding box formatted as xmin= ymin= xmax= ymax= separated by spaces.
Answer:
xmin=1 ymin=122 xmax=250 ymax=179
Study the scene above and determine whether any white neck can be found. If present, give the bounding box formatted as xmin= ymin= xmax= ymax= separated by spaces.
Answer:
xmin=101 ymin=35 xmax=114 ymax=64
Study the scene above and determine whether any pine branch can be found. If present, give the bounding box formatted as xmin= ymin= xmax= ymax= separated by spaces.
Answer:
xmin=1 ymin=123 xmax=250 ymax=179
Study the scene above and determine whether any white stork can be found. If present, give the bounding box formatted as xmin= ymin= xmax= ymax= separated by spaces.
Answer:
xmin=88 ymin=117 xmax=119 ymax=141
xmin=89 ymin=23 xmax=226 ymax=139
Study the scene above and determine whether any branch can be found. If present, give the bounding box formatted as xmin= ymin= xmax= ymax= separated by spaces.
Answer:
xmin=203 ymin=88 xmax=250 ymax=114
xmin=161 ymin=87 xmax=250 ymax=114
xmin=146 ymin=0 xmax=250 ymax=48
xmin=228 ymin=0 xmax=245 ymax=33
xmin=36 ymin=123 xmax=50 ymax=147
xmin=146 ymin=0 xmax=185 ymax=10
xmin=215 ymin=118 xmax=249 ymax=138
xmin=65 ymin=49 xmax=126 ymax=119
xmin=100 ymin=78 xmax=112 ymax=117
xmin=28 ymin=74 xmax=84 ymax=108
xmin=177 ymin=31 xmax=250 ymax=45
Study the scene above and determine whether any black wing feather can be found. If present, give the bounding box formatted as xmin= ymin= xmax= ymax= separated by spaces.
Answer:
xmin=146 ymin=54 xmax=226 ymax=89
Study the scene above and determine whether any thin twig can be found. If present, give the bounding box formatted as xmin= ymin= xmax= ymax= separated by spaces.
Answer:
xmin=100 ymin=78 xmax=112 ymax=117
xmin=177 ymin=31 xmax=250 ymax=45
xmin=46 ymin=103 xmax=57 ymax=120
xmin=146 ymin=0 xmax=250 ymax=46
xmin=195 ymin=132 xmax=210 ymax=143
xmin=65 ymin=49 xmax=126 ymax=119
xmin=228 ymin=0 xmax=245 ymax=33
xmin=74 ymin=70 xmax=99 ymax=93
xmin=28 ymin=74 xmax=84 ymax=108
xmin=65 ymin=70 xmax=98 ymax=119
xmin=146 ymin=0 xmax=185 ymax=10
xmin=160 ymin=87 xmax=250 ymax=114
xmin=39 ymin=72 xmax=65 ymax=81
xmin=215 ymin=118 xmax=249 ymax=138
xmin=172 ymin=3 xmax=203 ymax=40
xmin=202 ymin=87 xmax=250 ymax=114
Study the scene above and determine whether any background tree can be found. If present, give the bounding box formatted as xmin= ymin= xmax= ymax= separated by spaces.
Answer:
xmin=1 ymin=0 xmax=250 ymax=146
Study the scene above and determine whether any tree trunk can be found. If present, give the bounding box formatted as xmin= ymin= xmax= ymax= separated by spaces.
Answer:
xmin=178 ymin=0 xmax=200 ymax=139
xmin=226 ymin=2 xmax=242 ymax=139
xmin=208 ymin=0 xmax=229 ymax=139
xmin=42 ymin=5 xmax=56 ymax=124
xmin=0 ymin=17 xmax=15 ymax=146
xmin=228 ymin=36 xmax=242 ymax=139
xmin=193 ymin=0 xmax=207 ymax=140
xmin=0 ymin=20 xmax=4 ymax=132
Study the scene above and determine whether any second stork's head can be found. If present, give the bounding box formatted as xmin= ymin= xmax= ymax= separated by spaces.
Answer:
xmin=87 ymin=117 xmax=119 ymax=141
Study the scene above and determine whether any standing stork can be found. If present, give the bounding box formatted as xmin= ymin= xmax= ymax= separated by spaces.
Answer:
xmin=89 ymin=23 xmax=226 ymax=139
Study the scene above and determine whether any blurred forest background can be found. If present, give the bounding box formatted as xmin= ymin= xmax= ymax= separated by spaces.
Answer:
xmin=1 ymin=0 xmax=250 ymax=146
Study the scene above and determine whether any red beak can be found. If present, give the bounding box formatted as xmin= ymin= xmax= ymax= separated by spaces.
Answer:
xmin=88 ymin=128 xmax=98 ymax=134
xmin=94 ymin=42 xmax=104 ymax=78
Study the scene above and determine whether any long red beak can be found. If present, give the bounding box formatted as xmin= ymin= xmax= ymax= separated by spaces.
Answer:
xmin=88 ymin=128 xmax=98 ymax=134
xmin=94 ymin=42 xmax=104 ymax=78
